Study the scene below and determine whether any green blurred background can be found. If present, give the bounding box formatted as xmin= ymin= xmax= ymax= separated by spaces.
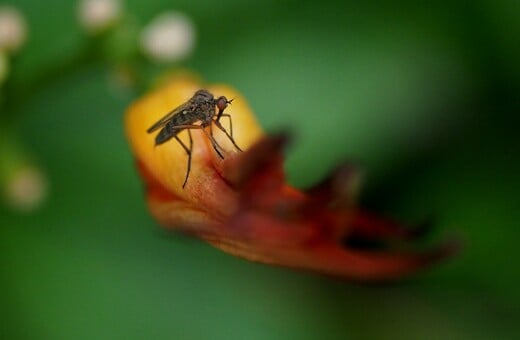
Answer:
xmin=1 ymin=0 xmax=519 ymax=339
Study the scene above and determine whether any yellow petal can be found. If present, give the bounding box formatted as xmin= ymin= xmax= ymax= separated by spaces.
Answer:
xmin=124 ymin=72 xmax=264 ymax=204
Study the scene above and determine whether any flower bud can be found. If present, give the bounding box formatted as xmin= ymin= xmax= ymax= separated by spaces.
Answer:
xmin=77 ymin=0 xmax=122 ymax=34
xmin=140 ymin=11 xmax=195 ymax=63
xmin=3 ymin=165 xmax=48 ymax=212
xmin=0 ymin=6 xmax=27 ymax=53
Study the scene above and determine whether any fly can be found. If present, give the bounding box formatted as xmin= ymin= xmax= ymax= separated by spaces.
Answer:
xmin=147 ymin=89 xmax=242 ymax=188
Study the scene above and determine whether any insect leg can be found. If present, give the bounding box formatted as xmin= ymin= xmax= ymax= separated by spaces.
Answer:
xmin=172 ymin=132 xmax=193 ymax=188
xmin=207 ymin=124 xmax=225 ymax=158
xmin=218 ymin=114 xmax=234 ymax=138
xmin=184 ymin=131 xmax=194 ymax=188
xmin=172 ymin=124 xmax=225 ymax=159
xmin=202 ymin=127 xmax=225 ymax=159
xmin=209 ymin=121 xmax=214 ymax=139
xmin=213 ymin=119 xmax=242 ymax=152
xmin=173 ymin=134 xmax=190 ymax=154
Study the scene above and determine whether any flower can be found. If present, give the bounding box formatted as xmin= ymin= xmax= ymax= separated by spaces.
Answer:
xmin=3 ymin=165 xmax=48 ymax=212
xmin=0 ymin=6 xmax=27 ymax=53
xmin=77 ymin=0 xmax=122 ymax=34
xmin=0 ymin=133 xmax=48 ymax=212
xmin=140 ymin=11 xmax=196 ymax=63
xmin=125 ymin=74 xmax=457 ymax=280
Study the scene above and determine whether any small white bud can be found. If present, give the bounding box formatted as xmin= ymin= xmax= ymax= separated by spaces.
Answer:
xmin=77 ymin=0 xmax=122 ymax=34
xmin=4 ymin=166 xmax=48 ymax=212
xmin=140 ymin=11 xmax=196 ymax=63
xmin=0 ymin=6 xmax=28 ymax=53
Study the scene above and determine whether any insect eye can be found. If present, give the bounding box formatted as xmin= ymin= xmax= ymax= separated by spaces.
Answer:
xmin=216 ymin=96 xmax=229 ymax=111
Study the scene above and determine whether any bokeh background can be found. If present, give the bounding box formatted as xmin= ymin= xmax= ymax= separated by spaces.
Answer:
xmin=1 ymin=0 xmax=519 ymax=339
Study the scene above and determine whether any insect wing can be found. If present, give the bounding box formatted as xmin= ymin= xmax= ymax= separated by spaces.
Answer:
xmin=147 ymin=101 xmax=192 ymax=133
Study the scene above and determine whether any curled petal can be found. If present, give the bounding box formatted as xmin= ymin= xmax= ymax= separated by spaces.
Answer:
xmin=210 ymin=134 xmax=458 ymax=280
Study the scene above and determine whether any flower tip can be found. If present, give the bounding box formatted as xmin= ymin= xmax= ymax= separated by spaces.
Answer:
xmin=222 ymin=132 xmax=291 ymax=188
xmin=306 ymin=162 xmax=363 ymax=207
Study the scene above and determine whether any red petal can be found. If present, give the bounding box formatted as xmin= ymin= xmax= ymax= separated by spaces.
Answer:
xmin=208 ymin=133 xmax=459 ymax=280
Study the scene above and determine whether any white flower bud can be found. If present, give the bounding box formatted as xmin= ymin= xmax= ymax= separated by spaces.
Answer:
xmin=77 ymin=0 xmax=122 ymax=34
xmin=140 ymin=11 xmax=196 ymax=63
xmin=0 ymin=6 xmax=27 ymax=53
xmin=4 ymin=166 xmax=48 ymax=212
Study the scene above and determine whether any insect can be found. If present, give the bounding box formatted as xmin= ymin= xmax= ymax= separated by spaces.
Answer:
xmin=147 ymin=89 xmax=242 ymax=188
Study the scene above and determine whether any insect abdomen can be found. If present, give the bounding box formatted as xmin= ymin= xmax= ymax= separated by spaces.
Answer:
xmin=154 ymin=121 xmax=180 ymax=145
xmin=154 ymin=127 xmax=173 ymax=145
